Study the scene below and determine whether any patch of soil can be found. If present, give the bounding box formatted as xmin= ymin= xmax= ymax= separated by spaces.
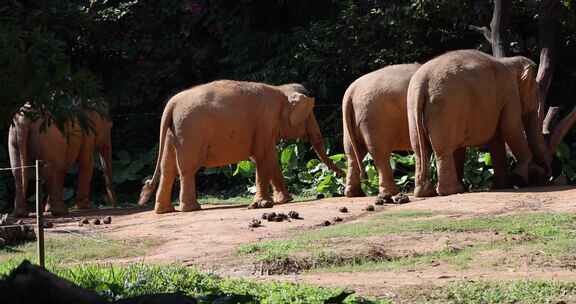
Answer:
xmin=40 ymin=186 xmax=576 ymax=298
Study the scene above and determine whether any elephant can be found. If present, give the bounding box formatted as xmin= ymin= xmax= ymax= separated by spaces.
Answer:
xmin=138 ymin=80 xmax=343 ymax=214
xmin=407 ymin=49 xmax=551 ymax=197
xmin=342 ymin=64 xmax=421 ymax=200
xmin=9 ymin=105 xmax=116 ymax=217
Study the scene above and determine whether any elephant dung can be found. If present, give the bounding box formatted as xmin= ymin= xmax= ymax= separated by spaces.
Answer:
xmin=339 ymin=207 xmax=349 ymax=213
xmin=287 ymin=211 xmax=301 ymax=219
xmin=365 ymin=205 xmax=375 ymax=212
xmin=393 ymin=194 xmax=410 ymax=204
xmin=248 ymin=219 xmax=262 ymax=228
xmin=103 ymin=216 xmax=112 ymax=224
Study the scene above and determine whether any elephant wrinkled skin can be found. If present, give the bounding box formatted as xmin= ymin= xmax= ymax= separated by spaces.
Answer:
xmin=407 ymin=49 xmax=551 ymax=197
xmin=342 ymin=64 xmax=421 ymax=199
xmin=9 ymin=106 xmax=116 ymax=217
xmin=138 ymin=80 xmax=342 ymax=214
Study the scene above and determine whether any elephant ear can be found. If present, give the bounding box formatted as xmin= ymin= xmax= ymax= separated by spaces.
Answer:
xmin=288 ymin=93 xmax=315 ymax=127
xmin=519 ymin=60 xmax=539 ymax=114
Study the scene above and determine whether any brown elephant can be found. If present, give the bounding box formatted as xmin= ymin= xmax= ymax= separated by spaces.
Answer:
xmin=9 ymin=105 xmax=116 ymax=217
xmin=407 ymin=49 xmax=551 ymax=197
xmin=343 ymin=64 xmax=421 ymax=200
xmin=138 ymin=80 xmax=343 ymax=214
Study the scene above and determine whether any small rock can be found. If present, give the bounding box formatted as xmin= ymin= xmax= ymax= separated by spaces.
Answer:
xmin=322 ymin=220 xmax=331 ymax=227
xmin=248 ymin=219 xmax=262 ymax=228
xmin=333 ymin=217 xmax=343 ymax=222
xmin=365 ymin=205 xmax=375 ymax=212
xmin=102 ymin=216 xmax=112 ymax=224
xmin=91 ymin=218 xmax=101 ymax=225
xmin=288 ymin=211 xmax=300 ymax=219
xmin=339 ymin=207 xmax=348 ymax=213
xmin=393 ymin=193 xmax=410 ymax=204
xmin=80 ymin=217 xmax=90 ymax=225
xmin=316 ymin=193 xmax=325 ymax=199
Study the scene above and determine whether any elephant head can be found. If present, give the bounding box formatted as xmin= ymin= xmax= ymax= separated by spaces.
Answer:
xmin=276 ymin=84 xmax=344 ymax=177
xmin=500 ymin=56 xmax=552 ymax=182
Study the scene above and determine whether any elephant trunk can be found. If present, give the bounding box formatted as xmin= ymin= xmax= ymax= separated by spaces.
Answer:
xmin=306 ymin=116 xmax=344 ymax=177
xmin=8 ymin=116 xmax=30 ymax=217
xmin=525 ymin=110 xmax=552 ymax=179
xmin=99 ymin=140 xmax=117 ymax=207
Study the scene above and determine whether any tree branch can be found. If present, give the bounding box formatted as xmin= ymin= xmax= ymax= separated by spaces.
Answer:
xmin=468 ymin=25 xmax=492 ymax=44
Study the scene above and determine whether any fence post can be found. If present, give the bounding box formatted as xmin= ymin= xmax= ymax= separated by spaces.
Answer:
xmin=35 ymin=159 xmax=45 ymax=267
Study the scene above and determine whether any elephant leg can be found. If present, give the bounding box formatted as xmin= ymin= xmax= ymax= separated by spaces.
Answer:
xmin=488 ymin=135 xmax=510 ymax=189
xmin=174 ymin=140 xmax=202 ymax=213
xmin=414 ymin=147 xmax=436 ymax=197
xmin=271 ymin=166 xmax=292 ymax=204
xmin=454 ymin=147 xmax=466 ymax=185
xmin=74 ymin=143 xmax=95 ymax=209
xmin=250 ymin=151 xmax=277 ymax=209
xmin=374 ymin=151 xmax=399 ymax=200
xmin=500 ymin=103 xmax=533 ymax=185
xmin=44 ymin=169 xmax=68 ymax=216
xmin=344 ymin=132 xmax=366 ymax=197
xmin=154 ymin=137 xmax=178 ymax=214
xmin=435 ymin=151 xmax=465 ymax=196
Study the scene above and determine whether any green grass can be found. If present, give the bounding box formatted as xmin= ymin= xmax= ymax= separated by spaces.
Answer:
xmin=238 ymin=212 xmax=576 ymax=273
xmin=0 ymin=234 xmax=162 ymax=265
xmin=0 ymin=262 xmax=391 ymax=304
xmin=428 ymin=280 xmax=576 ymax=304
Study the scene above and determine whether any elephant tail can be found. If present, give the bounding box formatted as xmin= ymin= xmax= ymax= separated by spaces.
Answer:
xmin=407 ymin=80 xmax=433 ymax=197
xmin=342 ymin=89 xmax=365 ymax=179
xmin=138 ymin=100 xmax=175 ymax=206
xmin=8 ymin=112 xmax=30 ymax=216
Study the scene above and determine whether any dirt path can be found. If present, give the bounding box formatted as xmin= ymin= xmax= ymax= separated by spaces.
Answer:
xmin=47 ymin=186 xmax=576 ymax=298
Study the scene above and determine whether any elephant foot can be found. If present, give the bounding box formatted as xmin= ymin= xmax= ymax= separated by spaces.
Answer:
xmin=74 ymin=199 xmax=92 ymax=210
xmin=178 ymin=202 xmax=201 ymax=212
xmin=436 ymin=182 xmax=465 ymax=196
xmin=12 ymin=207 xmax=29 ymax=218
xmin=274 ymin=193 xmax=293 ymax=204
xmin=414 ymin=182 xmax=436 ymax=197
xmin=529 ymin=164 xmax=550 ymax=186
xmin=374 ymin=193 xmax=393 ymax=205
xmin=491 ymin=175 xmax=511 ymax=190
xmin=154 ymin=203 xmax=176 ymax=214
xmin=47 ymin=205 xmax=69 ymax=217
xmin=248 ymin=200 xmax=274 ymax=209
xmin=344 ymin=186 xmax=365 ymax=198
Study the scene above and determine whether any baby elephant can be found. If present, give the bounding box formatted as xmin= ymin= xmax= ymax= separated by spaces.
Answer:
xmin=139 ymin=80 xmax=342 ymax=213
xmin=343 ymin=64 xmax=421 ymax=201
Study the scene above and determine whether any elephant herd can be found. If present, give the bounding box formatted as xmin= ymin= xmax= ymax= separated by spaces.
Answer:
xmin=8 ymin=49 xmax=557 ymax=217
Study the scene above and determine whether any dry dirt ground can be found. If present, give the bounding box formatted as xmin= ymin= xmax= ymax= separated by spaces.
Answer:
xmin=41 ymin=186 xmax=576 ymax=299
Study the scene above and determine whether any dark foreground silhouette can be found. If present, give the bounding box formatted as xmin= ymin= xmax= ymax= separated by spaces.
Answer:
xmin=0 ymin=260 xmax=197 ymax=304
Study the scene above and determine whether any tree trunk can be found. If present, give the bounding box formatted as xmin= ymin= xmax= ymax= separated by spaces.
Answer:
xmin=536 ymin=0 xmax=561 ymax=129
xmin=489 ymin=0 xmax=511 ymax=57
xmin=469 ymin=0 xmax=511 ymax=57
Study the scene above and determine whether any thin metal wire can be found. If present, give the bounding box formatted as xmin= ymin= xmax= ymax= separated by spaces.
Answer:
xmin=0 ymin=165 xmax=39 ymax=171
